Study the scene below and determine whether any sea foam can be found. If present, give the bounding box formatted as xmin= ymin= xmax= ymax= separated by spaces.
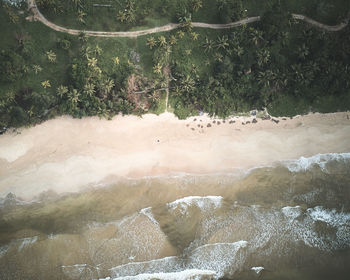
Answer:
xmin=167 ymin=196 xmax=223 ymax=214
xmin=108 ymin=269 xmax=216 ymax=280
xmin=284 ymin=153 xmax=350 ymax=172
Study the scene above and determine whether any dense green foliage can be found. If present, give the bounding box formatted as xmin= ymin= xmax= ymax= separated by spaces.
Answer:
xmin=0 ymin=0 xmax=350 ymax=130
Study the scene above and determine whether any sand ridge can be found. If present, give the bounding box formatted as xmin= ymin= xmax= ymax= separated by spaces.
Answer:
xmin=0 ymin=112 xmax=349 ymax=200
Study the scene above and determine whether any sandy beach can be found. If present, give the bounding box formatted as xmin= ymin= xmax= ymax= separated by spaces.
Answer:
xmin=0 ymin=112 xmax=349 ymax=200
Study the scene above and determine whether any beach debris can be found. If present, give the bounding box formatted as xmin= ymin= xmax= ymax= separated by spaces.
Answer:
xmin=213 ymin=120 xmax=216 ymax=124
xmin=242 ymin=122 xmax=245 ymax=125
xmin=282 ymin=118 xmax=287 ymax=120
xmin=217 ymin=121 xmax=221 ymax=125
xmin=252 ymin=119 xmax=257 ymax=124
xmin=262 ymin=115 xmax=271 ymax=120
xmin=347 ymin=115 xmax=349 ymax=120
xmin=191 ymin=128 xmax=195 ymax=131
xmin=194 ymin=118 xmax=197 ymax=121
xmin=198 ymin=124 xmax=201 ymax=128
xmin=271 ymin=119 xmax=280 ymax=124
xmin=223 ymin=120 xmax=226 ymax=123
xmin=246 ymin=121 xmax=251 ymax=124
xmin=229 ymin=120 xmax=235 ymax=124
xmin=186 ymin=124 xmax=189 ymax=127
xmin=207 ymin=124 xmax=212 ymax=127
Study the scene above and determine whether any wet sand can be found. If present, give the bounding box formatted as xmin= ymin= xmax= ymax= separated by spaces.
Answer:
xmin=0 ymin=112 xmax=349 ymax=200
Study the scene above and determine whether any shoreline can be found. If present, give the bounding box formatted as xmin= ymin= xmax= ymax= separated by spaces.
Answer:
xmin=0 ymin=112 xmax=349 ymax=200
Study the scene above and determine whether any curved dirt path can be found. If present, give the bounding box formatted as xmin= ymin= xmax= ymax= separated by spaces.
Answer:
xmin=28 ymin=0 xmax=348 ymax=37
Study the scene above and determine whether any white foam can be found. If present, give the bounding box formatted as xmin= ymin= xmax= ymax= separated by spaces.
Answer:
xmin=188 ymin=241 xmax=248 ymax=278
xmin=0 ymin=245 xmax=9 ymax=258
xmin=282 ymin=206 xmax=302 ymax=220
xmin=110 ymin=269 xmax=216 ymax=280
xmin=167 ymin=196 xmax=223 ymax=214
xmin=17 ymin=236 xmax=38 ymax=252
xmin=251 ymin=267 xmax=264 ymax=274
xmin=140 ymin=207 xmax=159 ymax=225
xmin=109 ymin=256 xmax=182 ymax=278
xmin=307 ymin=206 xmax=350 ymax=227
xmin=285 ymin=153 xmax=350 ymax=172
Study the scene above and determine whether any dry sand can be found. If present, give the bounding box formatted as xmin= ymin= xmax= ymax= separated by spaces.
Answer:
xmin=0 ymin=112 xmax=349 ymax=200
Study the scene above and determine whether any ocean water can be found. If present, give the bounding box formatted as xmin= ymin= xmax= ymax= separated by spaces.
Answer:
xmin=0 ymin=153 xmax=349 ymax=280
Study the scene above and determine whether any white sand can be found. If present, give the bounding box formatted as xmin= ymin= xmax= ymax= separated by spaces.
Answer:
xmin=0 ymin=112 xmax=349 ymax=200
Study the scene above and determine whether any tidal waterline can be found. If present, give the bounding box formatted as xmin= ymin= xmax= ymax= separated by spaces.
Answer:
xmin=0 ymin=155 xmax=349 ymax=279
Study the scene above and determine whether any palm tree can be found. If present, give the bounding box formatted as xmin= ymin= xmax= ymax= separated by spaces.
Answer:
xmin=191 ymin=0 xmax=203 ymax=12
xmin=169 ymin=35 xmax=177 ymax=45
xmin=153 ymin=63 xmax=162 ymax=75
xmin=257 ymin=49 xmax=270 ymax=67
xmin=94 ymin=45 xmax=102 ymax=56
xmin=180 ymin=75 xmax=195 ymax=93
xmin=117 ymin=11 xmax=127 ymax=23
xmin=178 ymin=12 xmax=193 ymax=32
xmin=258 ymin=70 xmax=276 ymax=87
xmin=57 ymin=85 xmax=68 ymax=98
xmin=233 ymin=46 xmax=244 ymax=57
xmin=41 ymin=80 xmax=51 ymax=88
xmin=177 ymin=30 xmax=185 ymax=39
xmin=68 ymin=89 xmax=80 ymax=105
xmin=84 ymin=83 xmax=95 ymax=97
xmin=77 ymin=9 xmax=86 ymax=24
xmin=214 ymin=52 xmax=223 ymax=62
xmin=100 ymin=78 xmax=115 ymax=98
xmin=146 ymin=37 xmax=156 ymax=49
xmin=78 ymin=32 xmax=88 ymax=43
xmin=88 ymin=57 xmax=98 ymax=68
xmin=202 ymin=37 xmax=214 ymax=52
xmin=216 ymin=36 xmax=229 ymax=50
xmin=32 ymin=65 xmax=42 ymax=74
xmin=191 ymin=32 xmax=199 ymax=41
xmin=158 ymin=36 xmax=167 ymax=48
xmin=46 ymin=50 xmax=56 ymax=63
xmin=249 ymin=28 xmax=263 ymax=45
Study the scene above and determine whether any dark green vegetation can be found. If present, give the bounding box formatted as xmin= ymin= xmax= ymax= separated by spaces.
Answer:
xmin=1 ymin=0 xmax=350 ymax=130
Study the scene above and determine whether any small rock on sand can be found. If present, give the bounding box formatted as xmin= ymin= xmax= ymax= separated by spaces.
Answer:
xmin=207 ymin=124 xmax=212 ymax=128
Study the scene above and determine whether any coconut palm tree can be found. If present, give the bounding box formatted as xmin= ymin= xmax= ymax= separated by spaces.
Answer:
xmin=32 ymin=65 xmax=42 ymax=74
xmin=100 ymin=78 xmax=115 ymax=98
xmin=202 ymin=37 xmax=214 ymax=52
xmin=77 ymin=9 xmax=86 ymax=24
xmin=191 ymin=0 xmax=203 ymax=12
xmin=88 ymin=57 xmax=98 ymax=68
xmin=216 ymin=36 xmax=229 ymax=50
xmin=153 ymin=63 xmax=162 ymax=75
xmin=233 ymin=45 xmax=244 ymax=57
xmin=84 ymin=83 xmax=95 ymax=97
xmin=214 ymin=52 xmax=223 ymax=62
xmin=177 ymin=30 xmax=185 ymax=39
xmin=191 ymin=32 xmax=199 ymax=41
xmin=41 ymin=80 xmax=51 ymax=88
xmin=46 ymin=50 xmax=56 ymax=63
xmin=257 ymin=49 xmax=270 ymax=67
xmin=158 ymin=36 xmax=167 ymax=48
xmin=68 ymin=89 xmax=80 ymax=105
xmin=57 ymin=85 xmax=68 ymax=98
xmin=147 ymin=37 xmax=156 ymax=49
xmin=169 ymin=35 xmax=177 ymax=45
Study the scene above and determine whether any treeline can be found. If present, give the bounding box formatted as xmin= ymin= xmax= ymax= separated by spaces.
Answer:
xmin=168 ymin=1 xmax=350 ymax=117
